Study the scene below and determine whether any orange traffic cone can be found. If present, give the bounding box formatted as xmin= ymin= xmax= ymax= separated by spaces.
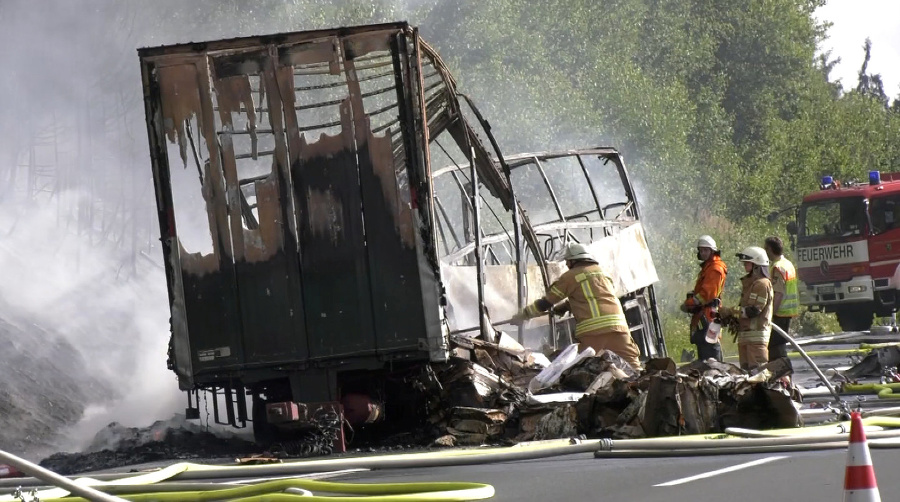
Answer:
xmin=844 ymin=411 xmax=881 ymax=502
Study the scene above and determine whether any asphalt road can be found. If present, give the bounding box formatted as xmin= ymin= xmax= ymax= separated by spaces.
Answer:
xmin=336 ymin=447 xmax=899 ymax=501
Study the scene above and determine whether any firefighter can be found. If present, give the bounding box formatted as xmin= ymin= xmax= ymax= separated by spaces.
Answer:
xmin=721 ymin=246 xmax=774 ymax=370
xmin=510 ymin=242 xmax=643 ymax=371
xmin=764 ymin=236 xmax=799 ymax=359
xmin=681 ymin=235 xmax=728 ymax=362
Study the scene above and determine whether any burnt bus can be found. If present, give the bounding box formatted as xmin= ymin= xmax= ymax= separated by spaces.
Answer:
xmin=138 ymin=22 xmax=665 ymax=444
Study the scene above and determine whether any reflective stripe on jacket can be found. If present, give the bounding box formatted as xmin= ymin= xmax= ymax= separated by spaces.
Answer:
xmin=684 ymin=255 xmax=727 ymax=331
xmin=738 ymin=273 xmax=773 ymax=344
xmin=523 ymin=263 xmax=628 ymax=337
xmin=770 ymin=257 xmax=799 ymax=317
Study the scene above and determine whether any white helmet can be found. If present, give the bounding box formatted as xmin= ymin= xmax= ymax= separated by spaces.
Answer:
xmin=563 ymin=242 xmax=595 ymax=262
xmin=697 ymin=235 xmax=718 ymax=251
xmin=736 ymin=246 xmax=769 ymax=267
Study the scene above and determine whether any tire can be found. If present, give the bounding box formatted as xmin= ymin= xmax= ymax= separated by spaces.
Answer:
xmin=835 ymin=307 xmax=874 ymax=332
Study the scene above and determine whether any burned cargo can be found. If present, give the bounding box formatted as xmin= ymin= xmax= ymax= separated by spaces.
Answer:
xmin=138 ymin=22 xmax=667 ymax=447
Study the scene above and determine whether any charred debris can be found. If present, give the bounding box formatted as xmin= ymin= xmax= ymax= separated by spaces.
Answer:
xmin=35 ymin=343 xmax=800 ymax=475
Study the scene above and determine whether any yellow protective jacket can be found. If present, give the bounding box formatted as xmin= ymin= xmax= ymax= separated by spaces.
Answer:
xmin=737 ymin=273 xmax=773 ymax=344
xmin=770 ymin=256 xmax=799 ymax=317
xmin=523 ymin=262 xmax=628 ymax=338
xmin=684 ymin=255 xmax=728 ymax=332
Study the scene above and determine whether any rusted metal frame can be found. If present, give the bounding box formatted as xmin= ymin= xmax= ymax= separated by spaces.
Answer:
xmin=211 ymin=76 xmax=441 ymax=128
xmin=605 ymin=153 xmax=642 ymax=219
xmin=290 ymin=55 xmax=394 ymax=76
xmin=433 ymin=197 xmax=455 ymax=256
xmin=392 ymin=29 xmax=436 ymax=266
xmin=445 ymin=165 xmax=501 ymax=265
xmin=210 ymin=69 xmax=250 ymax=266
xmin=531 ymin=155 xmax=569 ymax=249
xmin=234 ymin=149 xmax=275 ymax=160
xmin=562 ymin=213 xmax=594 ymax=242
xmin=292 ymin=68 xmax=393 ymax=91
xmin=413 ymin=30 xmax=442 ymax=285
xmin=575 ymin=154 xmax=603 ymax=223
xmin=466 ymin=136 xmax=487 ymax=340
xmin=435 ymin=150 xmax=512 ymax=263
xmin=438 ymin=215 xmax=626 ymax=264
xmin=532 ymin=156 xmax=566 ymax=224
xmin=237 ymin=189 xmax=259 ymax=230
xmin=452 ymin=95 xmax=540 ymax=342
xmin=449 ymin=167 xmax=475 ymax=249
xmin=504 ymin=147 xmax=621 ymax=166
xmin=183 ymin=121 xmax=206 ymax=182
xmin=449 ymin=165 xmax=514 ymax=262
xmin=372 ymin=80 xmax=446 ymax=135
xmin=138 ymin=22 xmax=410 ymax=58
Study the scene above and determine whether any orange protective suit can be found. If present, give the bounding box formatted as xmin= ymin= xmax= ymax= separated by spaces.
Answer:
xmin=683 ymin=254 xmax=728 ymax=332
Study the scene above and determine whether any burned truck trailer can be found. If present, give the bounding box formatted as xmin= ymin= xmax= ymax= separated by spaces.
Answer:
xmin=138 ymin=23 xmax=665 ymax=443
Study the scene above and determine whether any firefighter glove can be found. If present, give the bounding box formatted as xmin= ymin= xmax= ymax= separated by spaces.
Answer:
xmin=743 ymin=306 xmax=761 ymax=318
xmin=510 ymin=310 xmax=528 ymax=326
xmin=552 ymin=302 xmax=570 ymax=317
xmin=718 ymin=306 xmax=736 ymax=319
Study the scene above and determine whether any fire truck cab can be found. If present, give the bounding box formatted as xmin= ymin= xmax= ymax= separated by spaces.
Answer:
xmin=791 ymin=171 xmax=900 ymax=331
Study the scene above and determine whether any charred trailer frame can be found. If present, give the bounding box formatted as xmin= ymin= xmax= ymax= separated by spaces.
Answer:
xmin=138 ymin=23 xmax=665 ymax=444
xmin=435 ymin=149 xmax=666 ymax=358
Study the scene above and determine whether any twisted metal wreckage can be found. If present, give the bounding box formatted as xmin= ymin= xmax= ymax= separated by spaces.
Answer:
xmin=139 ymin=22 xmax=794 ymax=451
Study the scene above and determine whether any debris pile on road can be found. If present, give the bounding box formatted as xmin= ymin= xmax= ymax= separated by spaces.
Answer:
xmin=428 ymin=334 xmax=801 ymax=445
xmin=39 ymin=417 xmax=259 ymax=475
xmin=36 ymin=334 xmax=803 ymax=475
xmin=842 ymin=345 xmax=900 ymax=380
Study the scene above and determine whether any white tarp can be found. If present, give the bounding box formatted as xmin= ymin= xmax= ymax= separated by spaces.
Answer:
xmin=583 ymin=221 xmax=658 ymax=296
xmin=440 ymin=221 xmax=658 ymax=333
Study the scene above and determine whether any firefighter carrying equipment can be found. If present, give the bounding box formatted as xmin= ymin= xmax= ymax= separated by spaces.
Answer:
xmin=736 ymin=246 xmax=770 ymax=267
xmin=683 ymin=254 xmax=728 ymax=333
xmin=696 ymin=235 xmax=718 ymax=251
xmin=770 ymin=256 xmax=799 ymax=317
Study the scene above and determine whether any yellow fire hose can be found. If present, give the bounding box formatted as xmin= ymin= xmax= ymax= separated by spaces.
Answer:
xmin=23 ymin=478 xmax=495 ymax=502
xmin=844 ymin=382 xmax=900 ymax=399
xmin=8 ymin=416 xmax=900 ymax=499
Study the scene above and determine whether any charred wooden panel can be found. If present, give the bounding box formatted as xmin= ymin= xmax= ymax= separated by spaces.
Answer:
xmin=150 ymin=59 xmax=245 ymax=375
xmin=345 ymin=34 xmax=429 ymax=352
xmin=291 ymin=112 xmax=377 ymax=358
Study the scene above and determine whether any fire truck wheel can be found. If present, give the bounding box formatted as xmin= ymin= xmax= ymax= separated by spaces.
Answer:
xmin=835 ymin=308 xmax=874 ymax=332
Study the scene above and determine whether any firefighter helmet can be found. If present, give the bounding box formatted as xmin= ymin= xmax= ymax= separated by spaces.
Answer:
xmin=736 ymin=246 xmax=769 ymax=267
xmin=563 ymin=242 xmax=595 ymax=262
xmin=697 ymin=235 xmax=718 ymax=251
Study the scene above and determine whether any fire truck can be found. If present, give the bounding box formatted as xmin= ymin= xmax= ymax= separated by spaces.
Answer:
xmin=787 ymin=171 xmax=900 ymax=331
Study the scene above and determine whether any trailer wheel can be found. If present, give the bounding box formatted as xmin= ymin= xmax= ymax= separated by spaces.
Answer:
xmin=835 ymin=307 xmax=874 ymax=332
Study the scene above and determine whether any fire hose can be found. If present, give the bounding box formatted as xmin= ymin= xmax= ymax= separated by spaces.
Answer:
xmin=7 ymin=416 xmax=900 ymax=499
xmin=770 ymin=323 xmax=843 ymax=404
